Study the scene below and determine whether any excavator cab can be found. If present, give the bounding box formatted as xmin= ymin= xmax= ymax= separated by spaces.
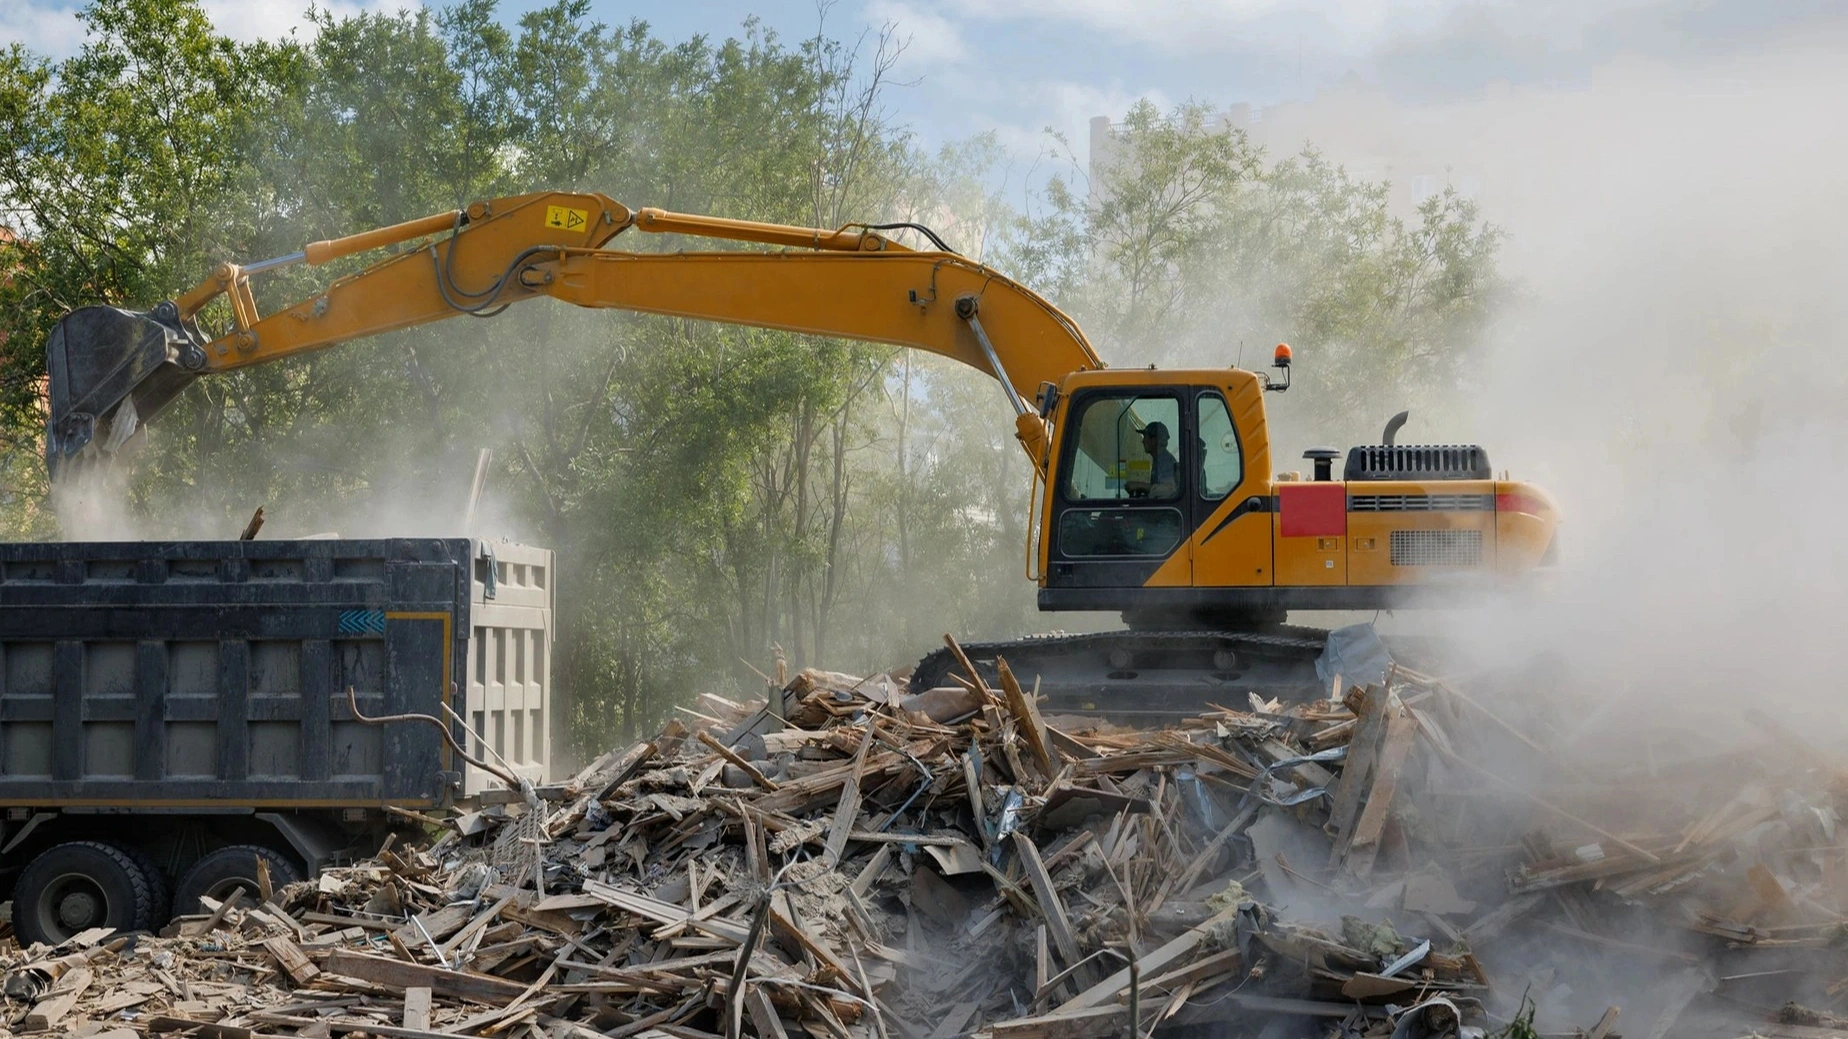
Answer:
xmin=1036 ymin=369 xmax=1560 ymax=633
xmin=45 ymin=302 xmax=205 ymax=476
xmin=1040 ymin=370 xmax=1279 ymax=628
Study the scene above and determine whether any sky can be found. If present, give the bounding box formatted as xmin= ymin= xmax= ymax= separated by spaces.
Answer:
xmin=6 ymin=0 xmax=1846 ymax=166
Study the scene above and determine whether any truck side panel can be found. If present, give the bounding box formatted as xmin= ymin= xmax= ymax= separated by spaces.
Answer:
xmin=0 ymin=538 xmax=551 ymax=809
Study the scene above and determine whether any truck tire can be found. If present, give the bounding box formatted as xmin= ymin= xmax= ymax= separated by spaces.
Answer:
xmin=107 ymin=842 xmax=172 ymax=929
xmin=13 ymin=841 xmax=156 ymax=946
xmin=173 ymin=845 xmax=303 ymax=916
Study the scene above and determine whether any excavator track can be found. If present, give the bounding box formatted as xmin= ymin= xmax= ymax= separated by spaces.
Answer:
xmin=910 ymin=627 xmax=1333 ymax=723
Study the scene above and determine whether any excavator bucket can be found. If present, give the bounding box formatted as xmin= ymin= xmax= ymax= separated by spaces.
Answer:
xmin=45 ymin=303 xmax=204 ymax=477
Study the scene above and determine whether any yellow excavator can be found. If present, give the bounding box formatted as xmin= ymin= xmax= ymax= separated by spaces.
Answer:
xmin=44 ymin=190 xmax=1558 ymax=716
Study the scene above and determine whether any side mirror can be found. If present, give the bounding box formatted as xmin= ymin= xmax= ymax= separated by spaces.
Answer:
xmin=1035 ymin=381 xmax=1061 ymax=417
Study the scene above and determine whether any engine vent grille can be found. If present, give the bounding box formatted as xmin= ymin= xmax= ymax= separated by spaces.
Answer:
xmin=1350 ymin=494 xmax=1494 ymax=512
xmin=1345 ymin=445 xmax=1490 ymax=481
xmin=1390 ymin=529 xmax=1483 ymax=567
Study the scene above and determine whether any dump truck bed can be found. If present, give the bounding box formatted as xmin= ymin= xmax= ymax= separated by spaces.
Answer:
xmin=0 ymin=537 xmax=553 ymax=808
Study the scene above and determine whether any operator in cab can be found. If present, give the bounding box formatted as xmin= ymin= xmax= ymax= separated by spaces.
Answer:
xmin=1127 ymin=421 xmax=1178 ymax=499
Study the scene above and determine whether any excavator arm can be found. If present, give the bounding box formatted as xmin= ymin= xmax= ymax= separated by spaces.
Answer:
xmin=46 ymin=190 xmax=1104 ymax=474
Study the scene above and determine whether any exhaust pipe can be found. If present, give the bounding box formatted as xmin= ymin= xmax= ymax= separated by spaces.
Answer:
xmin=45 ymin=301 xmax=207 ymax=478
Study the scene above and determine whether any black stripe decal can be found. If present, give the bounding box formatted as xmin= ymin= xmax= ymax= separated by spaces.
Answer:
xmin=1201 ymin=495 xmax=1273 ymax=544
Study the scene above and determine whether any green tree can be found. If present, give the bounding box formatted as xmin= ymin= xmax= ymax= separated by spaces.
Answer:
xmin=0 ymin=0 xmax=299 ymax=531
xmin=1021 ymin=98 xmax=1504 ymax=446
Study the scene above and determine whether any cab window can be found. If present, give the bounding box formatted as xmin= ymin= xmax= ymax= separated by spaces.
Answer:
xmin=1062 ymin=395 xmax=1182 ymax=502
xmin=1197 ymin=394 xmax=1242 ymax=499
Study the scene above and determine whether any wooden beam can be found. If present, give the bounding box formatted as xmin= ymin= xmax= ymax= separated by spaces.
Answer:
xmin=1055 ymin=906 xmax=1243 ymax=1015
xmin=322 ymin=949 xmax=528 ymax=1005
xmin=824 ymin=723 xmax=877 ymax=868
xmin=992 ymin=1005 xmax=1126 ymax=1039
xmin=1011 ymin=832 xmax=1084 ymax=982
xmin=745 ymin=984 xmax=792 ymax=1039
xmin=697 ymin=730 xmax=779 ymax=791
xmin=24 ymin=966 xmax=91 ymax=1031
xmin=261 ymin=935 xmax=320 ymax=985
xmin=1341 ymin=701 xmax=1417 ymax=877
xmin=942 ymin=634 xmax=993 ymax=698
xmin=996 ymin=658 xmax=1056 ymax=780
xmin=402 ymin=986 xmax=432 ymax=1030
xmin=1326 ymin=687 xmax=1388 ymax=864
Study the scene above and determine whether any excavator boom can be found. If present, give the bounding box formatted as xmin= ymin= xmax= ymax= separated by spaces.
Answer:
xmin=46 ymin=191 xmax=1100 ymax=474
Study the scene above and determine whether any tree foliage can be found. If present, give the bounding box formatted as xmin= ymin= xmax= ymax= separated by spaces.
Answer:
xmin=1026 ymin=98 xmax=1504 ymax=444
xmin=0 ymin=4 xmax=1503 ymax=759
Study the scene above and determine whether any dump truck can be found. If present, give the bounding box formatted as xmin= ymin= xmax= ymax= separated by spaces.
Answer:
xmin=0 ymin=536 xmax=553 ymax=945
xmin=42 ymin=190 xmax=1559 ymax=717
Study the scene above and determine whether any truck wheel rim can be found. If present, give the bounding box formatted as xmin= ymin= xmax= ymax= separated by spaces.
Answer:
xmin=204 ymin=877 xmax=251 ymax=904
xmin=39 ymin=872 xmax=109 ymax=938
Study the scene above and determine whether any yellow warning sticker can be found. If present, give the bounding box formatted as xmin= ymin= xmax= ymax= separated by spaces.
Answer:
xmin=544 ymin=205 xmax=590 ymax=232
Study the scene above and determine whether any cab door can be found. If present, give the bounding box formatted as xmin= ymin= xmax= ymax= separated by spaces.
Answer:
xmin=1186 ymin=390 xmax=1274 ymax=589
xmin=1044 ymin=390 xmax=1191 ymax=592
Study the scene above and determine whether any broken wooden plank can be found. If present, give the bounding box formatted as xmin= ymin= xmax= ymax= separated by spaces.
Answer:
xmin=1055 ymin=905 xmax=1243 ymax=1014
xmin=1325 ymin=687 xmax=1389 ymax=861
xmin=403 ymin=986 xmax=433 ymax=1030
xmin=24 ymin=965 xmax=91 ymax=1031
xmin=390 ymin=902 xmax=473 ymax=946
xmin=850 ymin=844 xmax=892 ymax=900
xmin=769 ymin=897 xmax=862 ymax=995
xmin=1012 ymin=831 xmax=1084 ymax=980
xmin=1340 ymin=697 xmax=1418 ymax=877
xmin=823 ymin=722 xmax=877 ymax=868
xmin=992 ymin=1005 xmax=1126 ymax=1039
xmin=942 ymin=633 xmax=995 ymax=698
xmin=697 ymin=730 xmax=780 ymax=791
xmin=322 ymin=949 xmax=528 ymax=1005
xmin=744 ymin=984 xmax=792 ymax=1039
xmin=1587 ymin=1005 xmax=1621 ymax=1039
xmin=996 ymin=657 xmax=1057 ymax=780
xmin=262 ymin=935 xmax=320 ymax=985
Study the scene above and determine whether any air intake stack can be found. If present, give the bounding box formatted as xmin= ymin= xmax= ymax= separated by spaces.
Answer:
xmin=1344 ymin=410 xmax=1491 ymax=481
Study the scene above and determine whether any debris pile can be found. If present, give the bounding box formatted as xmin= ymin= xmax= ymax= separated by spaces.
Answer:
xmin=2 ymin=632 xmax=1845 ymax=1039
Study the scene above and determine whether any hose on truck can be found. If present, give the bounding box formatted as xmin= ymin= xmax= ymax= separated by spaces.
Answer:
xmin=344 ymin=685 xmax=529 ymax=793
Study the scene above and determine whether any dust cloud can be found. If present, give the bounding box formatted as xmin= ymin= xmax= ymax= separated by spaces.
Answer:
xmin=1224 ymin=36 xmax=1848 ymax=1026
xmin=1344 ymin=39 xmax=1848 ymax=1029
xmin=1408 ymin=42 xmax=1848 ymax=750
xmin=53 ymin=437 xmax=530 ymax=545
xmin=49 ymin=460 xmax=143 ymax=541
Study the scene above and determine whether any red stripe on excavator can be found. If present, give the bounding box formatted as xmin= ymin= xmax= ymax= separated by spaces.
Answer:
xmin=1496 ymin=492 xmax=1547 ymax=516
xmin=1278 ymin=483 xmax=1346 ymax=537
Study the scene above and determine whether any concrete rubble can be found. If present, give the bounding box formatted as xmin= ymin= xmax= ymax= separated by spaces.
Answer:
xmin=1 ymin=633 xmax=1844 ymax=1039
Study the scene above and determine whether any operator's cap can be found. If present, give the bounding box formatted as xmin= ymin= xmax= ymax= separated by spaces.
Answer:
xmin=1141 ymin=421 xmax=1169 ymax=442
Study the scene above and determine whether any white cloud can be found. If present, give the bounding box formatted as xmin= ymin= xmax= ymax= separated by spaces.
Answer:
xmin=198 ymin=0 xmax=320 ymax=44
xmin=936 ymin=0 xmax=1841 ymax=67
xmin=941 ymin=0 xmax=1447 ymax=54
xmin=0 ymin=0 xmax=426 ymax=60
xmin=864 ymin=0 xmax=968 ymax=66
xmin=0 ymin=2 xmax=83 ymax=58
xmin=201 ymin=0 xmax=424 ymax=45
